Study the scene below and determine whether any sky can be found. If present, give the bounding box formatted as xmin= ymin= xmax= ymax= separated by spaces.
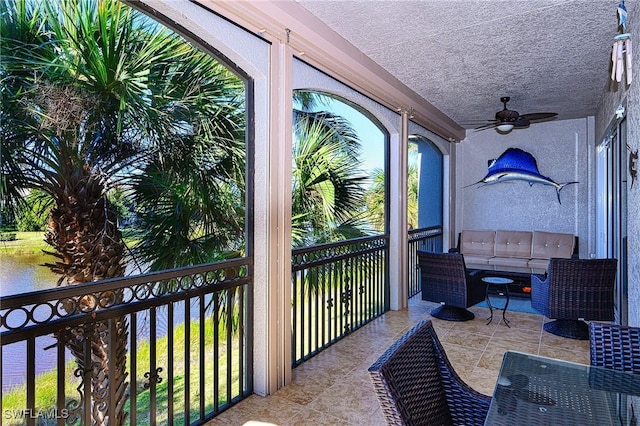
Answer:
xmin=321 ymin=98 xmax=386 ymax=176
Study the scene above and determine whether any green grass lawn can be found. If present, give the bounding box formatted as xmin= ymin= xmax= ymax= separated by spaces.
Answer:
xmin=0 ymin=231 xmax=48 ymax=254
xmin=1 ymin=318 xmax=243 ymax=426
xmin=0 ymin=230 xmax=141 ymax=255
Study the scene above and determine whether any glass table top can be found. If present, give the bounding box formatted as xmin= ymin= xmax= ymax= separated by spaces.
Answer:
xmin=482 ymin=276 xmax=513 ymax=285
xmin=485 ymin=351 xmax=640 ymax=425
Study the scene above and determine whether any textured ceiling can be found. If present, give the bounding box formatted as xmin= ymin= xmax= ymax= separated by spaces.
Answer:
xmin=296 ymin=0 xmax=635 ymax=130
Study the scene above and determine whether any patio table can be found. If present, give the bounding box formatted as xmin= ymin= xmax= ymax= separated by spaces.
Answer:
xmin=485 ymin=351 xmax=640 ymax=425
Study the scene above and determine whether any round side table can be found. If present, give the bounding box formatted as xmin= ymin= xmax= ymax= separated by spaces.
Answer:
xmin=482 ymin=276 xmax=513 ymax=327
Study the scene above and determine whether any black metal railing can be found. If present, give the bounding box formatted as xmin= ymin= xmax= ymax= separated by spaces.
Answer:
xmin=0 ymin=258 xmax=252 ymax=426
xmin=408 ymin=226 xmax=444 ymax=298
xmin=291 ymin=235 xmax=389 ymax=367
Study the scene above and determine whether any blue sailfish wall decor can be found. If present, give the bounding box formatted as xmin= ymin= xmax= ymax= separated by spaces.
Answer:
xmin=467 ymin=148 xmax=578 ymax=204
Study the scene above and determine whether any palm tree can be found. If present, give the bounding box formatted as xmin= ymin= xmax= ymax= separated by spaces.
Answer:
xmin=1 ymin=0 xmax=245 ymax=423
xmin=291 ymin=91 xmax=371 ymax=246
xmin=365 ymin=162 xmax=418 ymax=232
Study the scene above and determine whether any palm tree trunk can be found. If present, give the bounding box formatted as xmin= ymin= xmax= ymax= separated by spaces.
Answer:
xmin=46 ymin=167 xmax=129 ymax=425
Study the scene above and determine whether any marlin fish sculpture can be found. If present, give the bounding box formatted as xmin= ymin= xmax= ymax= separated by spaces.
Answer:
xmin=467 ymin=148 xmax=578 ymax=204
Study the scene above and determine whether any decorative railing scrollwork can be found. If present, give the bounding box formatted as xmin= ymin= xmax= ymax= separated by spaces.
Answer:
xmin=291 ymin=235 xmax=389 ymax=366
xmin=1 ymin=257 xmax=253 ymax=425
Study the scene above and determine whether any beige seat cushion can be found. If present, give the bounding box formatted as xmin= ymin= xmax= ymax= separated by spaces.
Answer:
xmin=494 ymin=230 xmax=533 ymax=259
xmin=531 ymin=231 xmax=575 ymax=259
xmin=488 ymin=256 xmax=531 ymax=269
xmin=460 ymin=230 xmax=495 ymax=257
xmin=528 ymin=258 xmax=551 ymax=272
xmin=463 ymin=255 xmax=493 ymax=266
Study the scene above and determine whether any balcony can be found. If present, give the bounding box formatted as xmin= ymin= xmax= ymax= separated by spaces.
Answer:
xmin=204 ymin=297 xmax=590 ymax=425
xmin=1 ymin=228 xmax=591 ymax=425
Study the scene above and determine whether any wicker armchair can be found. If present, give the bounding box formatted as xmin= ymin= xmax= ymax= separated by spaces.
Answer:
xmin=531 ymin=258 xmax=617 ymax=339
xmin=417 ymin=251 xmax=485 ymax=321
xmin=589 ymin=322 xmax=640 ymax=373
xmin=368 ymin=320 xmax=490 ymax=426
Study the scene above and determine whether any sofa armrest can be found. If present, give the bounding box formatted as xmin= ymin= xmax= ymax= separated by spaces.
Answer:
xmin=448 ymin=248 xmax=459 ymax=253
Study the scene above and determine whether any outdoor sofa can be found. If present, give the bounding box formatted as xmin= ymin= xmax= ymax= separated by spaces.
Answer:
xmin=452 ymin=229 xmax=577 ymax=273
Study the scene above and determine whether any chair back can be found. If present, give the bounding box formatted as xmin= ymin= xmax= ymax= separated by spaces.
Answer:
xmin=547 ymin=258 xmax=617 ymax=321
xmin=417 ymin=251 xmax=469 ymax=308
xmin=369 ymin=320 xmax=451 ymax=425
xmin=589 ymin=322 xmax=640 ymax=374
xmin=368 ymin=320 xmax=490 ymax=426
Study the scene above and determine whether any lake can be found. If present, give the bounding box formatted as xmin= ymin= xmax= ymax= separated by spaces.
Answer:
xmin=0 ymin=252 xmax=59 ymax=296
xmin=1 ymin=253 xmax=208 ymax=393
xmin=1 ymin=253 xmax=61 ymax=392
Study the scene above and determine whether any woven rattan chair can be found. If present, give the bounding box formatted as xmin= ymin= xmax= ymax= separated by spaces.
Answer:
xmin=589 ymin=322 xmax=640 ymax=373
xmin=368 ymin=320 xmax=490 ymax=426
xmin=531 ymin=258 xmax=617 ymax=339
xmin=417 ymin=251 xmax=485 ymax=321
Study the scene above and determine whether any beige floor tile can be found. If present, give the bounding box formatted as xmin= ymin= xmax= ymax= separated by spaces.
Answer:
xmin=467 ymin=366 xmax=500 ymax=396
xmin=207 ymin=394 xmax=303 ymax=425
xmin=486 ymin=337 xmax=540 ymax=355
xmin=540 ymin=328 xmax=591 ymax=352
xmin=488 ymin=325 xmax=543 ymax=346
xmin=206 ymin=298 xmax=590 ymax=425
xmin=283 ymin=409 xmax=350 ymax=425
xmin=366 ymin=408 xmax=388 ymax=426
xmin=477 ymin=346 xmax=511 ymax=372
xmin=439 ymin=316 xmax=498 ymax=337
xmin=538 ymin=346 xmax=590 ymax=365
xmin=502 ymin=312 xmax=544 ymax=330
xmin=441 ymin=345 xmax=485 ymax=380
xmin=306 ymin=380 xmax=381 ymax=424
xmin=439 ymin=327 xmax=492 ymax=351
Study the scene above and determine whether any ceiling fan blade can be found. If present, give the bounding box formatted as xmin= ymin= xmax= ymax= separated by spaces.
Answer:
xmin=464 ymin=119 xmax=500 ymax=124
xmin=473 ymin=122 xmax=500 ymax=131
xmin=519 ymin=112 xmax=557 ymax=122
xmin=512 ymin=118 xmax=530 ymax=128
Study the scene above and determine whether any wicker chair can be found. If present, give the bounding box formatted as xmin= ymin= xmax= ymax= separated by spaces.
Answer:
xmin=368 ymin=320 xmax=490 ymax=426
xmin=531 ymin=258 xmax=617 ymax=339
xmin=417 ymin=251 xmax=485 ymax=321
xmin=589 ymin=322 xmax=640 ymax=373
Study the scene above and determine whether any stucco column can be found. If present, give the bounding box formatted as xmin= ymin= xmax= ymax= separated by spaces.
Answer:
xmin=388 ymin=110 xmax=409 ymax=310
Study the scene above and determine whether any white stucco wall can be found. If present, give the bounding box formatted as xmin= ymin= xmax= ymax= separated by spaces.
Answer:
xmin=623 ymin=4 xmax=640 ymax=328
xmin=456 ymin=118 xmax=593 ymax=257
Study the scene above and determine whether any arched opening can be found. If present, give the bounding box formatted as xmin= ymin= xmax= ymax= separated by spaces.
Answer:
xmin=290 ymin=90 xmax=390 ymax=365
xmin=0 ymin=1 xmax=253 ymax=422
xmin=407 ymin=135 xmax=444 ymax=298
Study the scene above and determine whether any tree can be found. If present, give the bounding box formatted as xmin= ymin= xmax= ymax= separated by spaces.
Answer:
xmin=291 ymin=91 xmax=371 ymax=246
xmin=365 ymin=162 xmax=417 ymax=232
xmin=1 ymin=0 xmax=245 ymax=423
xmin=15 ymin=190 xmax=53 ymax=231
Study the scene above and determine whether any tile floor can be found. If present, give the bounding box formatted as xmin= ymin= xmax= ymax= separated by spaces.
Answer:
xmin=205 ymin=297 xmax=591 ymax=425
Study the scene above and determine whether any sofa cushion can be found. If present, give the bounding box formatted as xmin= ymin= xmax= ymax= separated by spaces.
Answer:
xmin=460 ymin=230 xmax=495 ymax=257
xmin=528 ymin=258 xmax=550 ymax=272
xmin=531 ymin=231 xmax=575 ymax=259
xmin=463 ymin=255 xmax=492 ymax=266
xmin=494 ymin=230 xmax=533 ymax=259
xmin=488 ymin=256 xmax=531 ymax=269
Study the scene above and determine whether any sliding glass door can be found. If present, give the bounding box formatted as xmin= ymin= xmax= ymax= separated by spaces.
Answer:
xmin=596 ymin=115 xmax=628 ymax=324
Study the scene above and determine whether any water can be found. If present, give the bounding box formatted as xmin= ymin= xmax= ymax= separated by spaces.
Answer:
xmin=1 ymin=254 xmax=212 ymax=393
xmin=0 ymin=253 xmax=59 ymax=296
xmin=1 ymin=253 xmax=61 ymax=392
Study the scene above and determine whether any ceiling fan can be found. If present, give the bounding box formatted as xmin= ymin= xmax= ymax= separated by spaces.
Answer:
xmin=474 ymin=97 xmax=558 ymax=133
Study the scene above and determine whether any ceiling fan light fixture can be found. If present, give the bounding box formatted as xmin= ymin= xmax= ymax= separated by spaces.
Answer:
xmin=496 ymin=123 xmax=514 ymax=133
